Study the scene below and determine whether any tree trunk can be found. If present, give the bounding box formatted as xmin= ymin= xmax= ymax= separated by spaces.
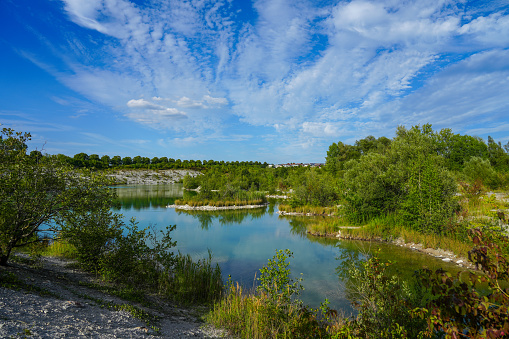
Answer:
xmin=0 ymin=249 xmax=11 ymax=266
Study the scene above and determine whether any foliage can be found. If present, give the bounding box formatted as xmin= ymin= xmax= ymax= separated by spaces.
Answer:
xmin=99 ymin=221 xmax=176 ymax=290
xmin=58 ymin=208 xmax=123 ymax=272
xmin=209 ymin=250 xmax=340 ymax=339
xmin=415 ymin=228 xmax=509 ymax=338
xmin=289 ymin=169 xmax=339 ymax=207
xmin=463 ymin=156 xmax=500 ymax=189
xmin=163 ymin=250 xmax=222 ymax=304
xmin=257 ymin=249 xmax=304 ymax=306
xmin=337 ymin=250 xmax=427 ymax=338
xmin=0 ymin=127 xmax=115 ymax=266
xmin=341 ymin=124 xmax=458 ymax=234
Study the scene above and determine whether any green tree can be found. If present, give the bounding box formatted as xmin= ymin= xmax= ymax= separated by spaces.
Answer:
xmin=488 ymin=136 xmax=509 ymax=171
xmin=325 ymin=141 xmax=361 ymax=174
xmin=0 ymin=127 xmax=117 ymax=266
xmin=121 ymin=156 xmax=132 ymax=166
xmin=111 ymin=155 xmax=122 ymax=166
xmin=463 ymin=156 xmax=499 ymax=189
xmin=342 ymin=124 xmax=457 ymax=232
xmin=133 ymin=155 xmax=142 ymax=164
xmin=73 ymin=152 xmax=89 ymax=168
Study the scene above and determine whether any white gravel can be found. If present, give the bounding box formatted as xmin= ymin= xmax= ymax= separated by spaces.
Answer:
xmin=0 ymin=256 xmax=232 ymax=338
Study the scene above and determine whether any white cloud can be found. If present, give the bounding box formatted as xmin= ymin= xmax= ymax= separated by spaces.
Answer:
xmin=127 ymin=99 xmax=166 ymax=110
xmin=22 ymin=0 xmax=509 ymax=159
xmin=203 ymin=95 xmax=228 ymax=106
xmin=458 ymin=12 xmax=509 ymax=47
xmin=176 ymin=97 xmax=207 ymax=109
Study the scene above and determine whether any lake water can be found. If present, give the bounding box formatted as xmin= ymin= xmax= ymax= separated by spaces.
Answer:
xmin=113 ymin=184 xmax=462 ymax=313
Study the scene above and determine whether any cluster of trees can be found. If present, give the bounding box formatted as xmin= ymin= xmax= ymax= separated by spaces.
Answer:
xmin=59 ymin=152 xmax=268 ymax=170
xmin=0 ymin=126 xmax=222 ymax=306
xmin=0 ymin=128 xmax=114 ymax=265
xmin=324 ymin=125 xmax=509 ymax=234
xmin=326 ymin=125 xmax=509 ymax=181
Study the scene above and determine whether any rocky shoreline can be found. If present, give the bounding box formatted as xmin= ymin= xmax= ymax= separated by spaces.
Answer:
xmin=0 ymin=255 xmax=232 ymax=338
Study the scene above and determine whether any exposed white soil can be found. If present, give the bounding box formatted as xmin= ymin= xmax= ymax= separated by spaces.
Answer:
xmin=106 ymin=170 xmax=201 ymax=185
xmin=0 ymin=255 xmax=233 ymax=339
xmin=168 ymin=204 xmax=268 ymax=211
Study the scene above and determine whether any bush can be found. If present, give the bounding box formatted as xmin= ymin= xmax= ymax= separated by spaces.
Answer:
xmin=337 ymin=250 xmax=427 ymax=338
xmin=463 ymin=156 xmax=500 ymax=189
xmin=99 ymin=221 xmax=176 ymax=290
xmin=59 ymin=208 xmax=123 ymax=272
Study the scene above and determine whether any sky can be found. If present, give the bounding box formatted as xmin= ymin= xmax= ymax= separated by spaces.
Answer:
xmin=1 ymin=0 xmax=508 ymax=164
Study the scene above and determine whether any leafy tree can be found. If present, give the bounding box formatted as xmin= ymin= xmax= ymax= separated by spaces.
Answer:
xmin=121 ymin=156 xmax=132 ymax=165
xmin=463 ymin=156 xmax=499 ymax=189
xmin=100 ymin=155 xmax=111 ymax=167
xmin=488 ymin=136 xmax=509 ymax=171
xmin=0 ymin=127 xmax=116 ymax=266
xmin=325 ymin=141 xmax=361 ymax=174
xmin=133 ymin=155 xmax=142 ymax=164
xmin=342 ymin=124 xmax=457 ymax=233
xmin=73 ymin=152 xmax=89 ymax=167
xmin=111 ymin=155 xmax=122 ymax=166
xmin=443 ymin=134 xmax=488 ymax=171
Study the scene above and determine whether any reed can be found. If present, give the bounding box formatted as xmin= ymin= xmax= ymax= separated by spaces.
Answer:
xmin=163 ymin=250 xmax=222 ymax=305
xmin=208 ymin=282 xmax=340 ymax=339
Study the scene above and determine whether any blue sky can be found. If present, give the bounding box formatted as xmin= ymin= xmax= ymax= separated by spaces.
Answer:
xmin=1 ymin=0 xmax=508 ymax=163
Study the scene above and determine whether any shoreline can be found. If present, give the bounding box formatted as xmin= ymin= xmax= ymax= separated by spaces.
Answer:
xmin=167 ymin=203 xmax=268 ymax=211
xmin=307 ymin=229 xmax=476 ymax=270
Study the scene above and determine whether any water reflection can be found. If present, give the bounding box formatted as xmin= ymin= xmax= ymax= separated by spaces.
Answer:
xmin=176 ymin=207 xmax=269 ymax=229
xmin=112 ymin=184 xmax=184 ymax=209
xmin=113 ymin=184 xmax=468 ymax=312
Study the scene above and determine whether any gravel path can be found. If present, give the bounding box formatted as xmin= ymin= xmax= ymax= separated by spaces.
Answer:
xmin=0 ymin=256 xmax=232 ymax=338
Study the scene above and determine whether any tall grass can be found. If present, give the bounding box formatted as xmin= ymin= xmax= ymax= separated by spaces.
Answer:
xmin=164 ymin=251 xmax=223 ymax=304
xmin=41 ymin=240 xmax=78 ymax=258
xmin=309 ymin=213 xmax=474 ymax=259
xmin=208 ymin=282 xmax=342 ymax=339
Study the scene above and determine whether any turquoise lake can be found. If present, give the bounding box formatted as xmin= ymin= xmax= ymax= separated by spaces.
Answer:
xmin=113 ymin=184 xmax=462 ymax=313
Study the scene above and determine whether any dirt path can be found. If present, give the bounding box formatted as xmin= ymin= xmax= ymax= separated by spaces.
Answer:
xmin=0 ymin=255 xmax=232 ymax=338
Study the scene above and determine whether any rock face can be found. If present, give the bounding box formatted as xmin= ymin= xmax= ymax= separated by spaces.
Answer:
xmin=106 ymin=169 xmax=201 ymax=185
xmin=0 ymin=255 xmax=232 ymax=338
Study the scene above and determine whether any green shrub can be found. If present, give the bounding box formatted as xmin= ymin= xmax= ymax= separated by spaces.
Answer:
xmin=164 ymin=250 xmax=222 ymax=304
xmin=99 ymin=221 xmax=176 ymax=290
xmin=59 ymin=207 xmax=123 ymax=271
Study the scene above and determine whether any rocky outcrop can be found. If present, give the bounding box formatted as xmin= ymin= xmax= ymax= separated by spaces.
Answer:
xmin=106 ymin=169 xmax=201 ymax=185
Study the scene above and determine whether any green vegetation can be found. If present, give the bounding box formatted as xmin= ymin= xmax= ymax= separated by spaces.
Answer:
xmin=1 ymin=127 xmax=222 ymax=308
xmin=176 ymin=173 xmax=268 ymax=207
xmin=208 ymin=250 xmax=340 ymax=338
xmin=3 ymin=123 xmax=509 ymax=338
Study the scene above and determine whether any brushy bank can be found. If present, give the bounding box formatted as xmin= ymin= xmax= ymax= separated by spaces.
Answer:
xmin=207 ymin=229 xmax=509 ymax=338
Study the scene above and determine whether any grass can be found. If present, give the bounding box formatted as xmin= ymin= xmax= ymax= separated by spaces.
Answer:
xmin=278 ymin=204 xmax=339 ymax=216
xmin=305 ymin=190 xmax=508 ymax=260
xmin=163 ymin=251 xmax=223 ymax=305
xmin=18 ymin=238 xmax=223 ymax=306
xmin=207 ymin=282 xmax=343 ymax=339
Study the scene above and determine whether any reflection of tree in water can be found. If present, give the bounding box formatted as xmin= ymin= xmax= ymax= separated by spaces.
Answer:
xmin=117 ymin=196 xmax=177 ymax=210
xmin=176 ymin=207 xmax=267 ymax=229
xmin=286 ymin=217 xmax=308 ymax=236
xmin=114 ymin=185 xmax=183 ymax=210
xmin=279 ymin=215 xmax=330 ymax=238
